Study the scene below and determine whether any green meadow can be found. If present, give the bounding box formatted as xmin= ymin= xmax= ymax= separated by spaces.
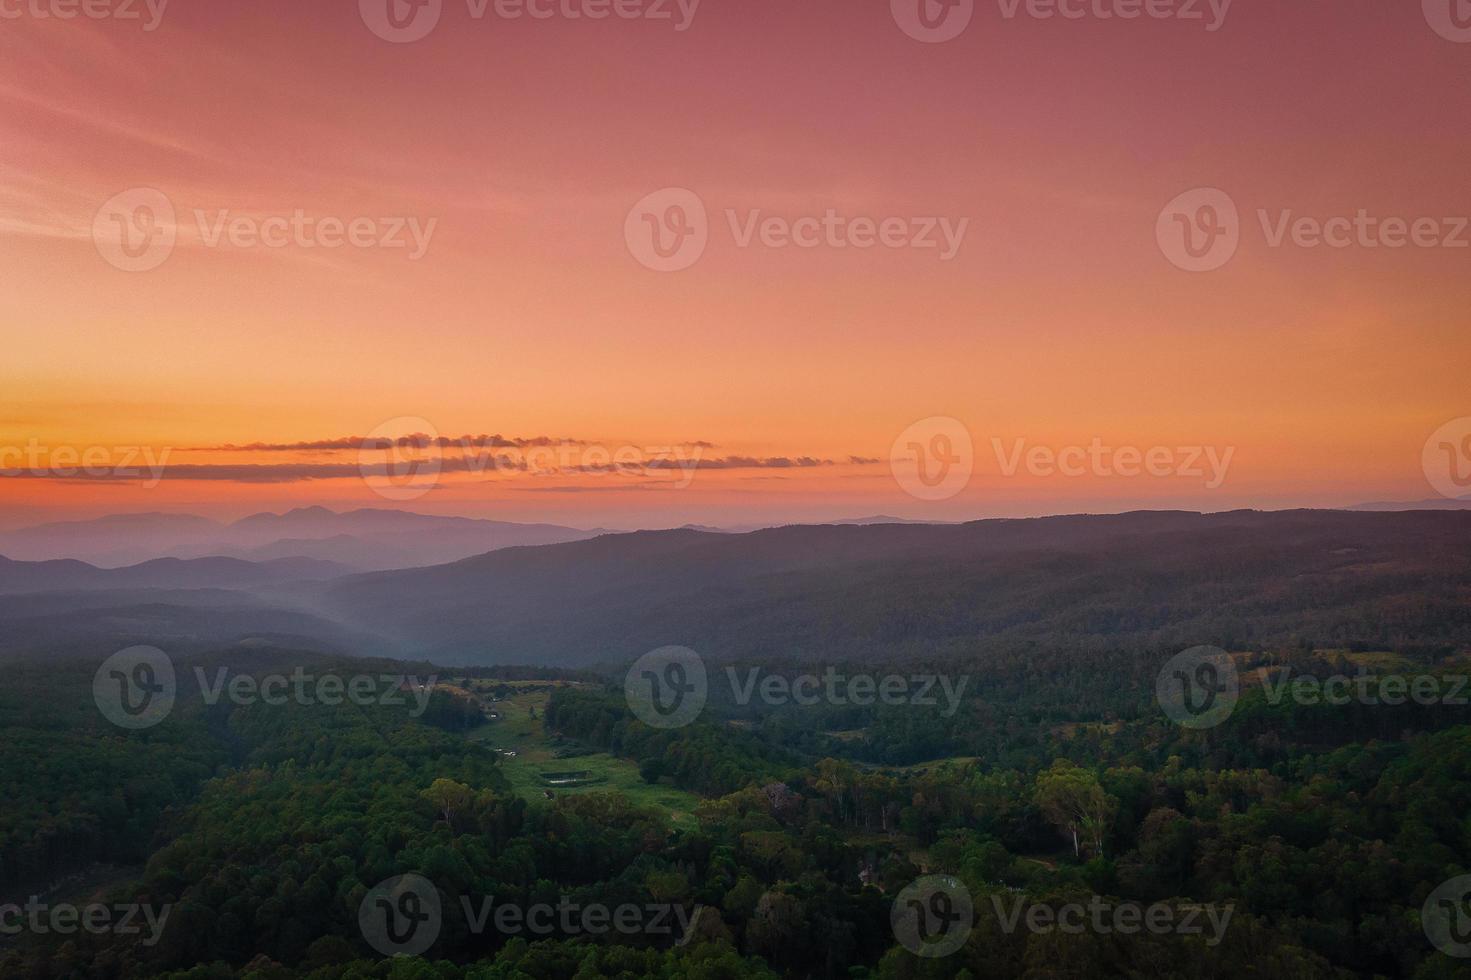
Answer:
xmin=461 ymin=682 xmax=700 ymax=825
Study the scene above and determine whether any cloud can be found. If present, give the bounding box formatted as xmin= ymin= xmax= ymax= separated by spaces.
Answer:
xmin=638 ymin=456 xmax=867 ymax=470
xmin=2 ymin=458 xmax=520 ymax=484
xmin=0 ymin=443 xmax=879 ymax=484
xmin=188 ymin=434 xmax=586 ymax=452
xmin=506 ymin=481 xmax=684 ymax=494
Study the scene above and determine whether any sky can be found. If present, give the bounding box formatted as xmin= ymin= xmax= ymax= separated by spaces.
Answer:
xmin=2 ymin=0 xmax=1470 ymax=530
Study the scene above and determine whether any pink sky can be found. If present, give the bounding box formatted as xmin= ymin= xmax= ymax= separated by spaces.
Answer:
xmin=1 ymin=0 xmax=1469 ymax=528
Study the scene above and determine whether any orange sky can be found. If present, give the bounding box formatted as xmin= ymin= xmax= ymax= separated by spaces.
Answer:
xmin=2 ymin=1 xmax=1469 ymax=529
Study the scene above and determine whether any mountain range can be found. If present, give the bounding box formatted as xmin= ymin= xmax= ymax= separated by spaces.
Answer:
xmin=4 ymin=508 xmax=1469 ymax=668
xmin=315 ymin=508 xmax=1471 ymax=666
xmin=0 ymin=506 xmax=604 ymax=569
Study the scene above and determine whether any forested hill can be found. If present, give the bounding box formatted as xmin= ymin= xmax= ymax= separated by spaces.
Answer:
xmin=318 ymin=509 xmax=1471 ymax=666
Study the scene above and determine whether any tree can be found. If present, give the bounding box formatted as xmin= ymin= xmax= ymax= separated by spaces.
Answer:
xmin=1035 ymin=763 xmax=1117 ymax=859
xmin=422 ymin=777 xmax=474 ymax=832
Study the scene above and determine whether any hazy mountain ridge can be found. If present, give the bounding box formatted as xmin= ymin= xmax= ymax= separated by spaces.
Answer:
xmin=6 ymin=508 xmax=1469 ymax=668
xmin=0 ymin=554 xmax=350 ymax=594
xmin=317 ymin=509 xmax=1471 ymax=666
xmin=0 ymin=507 xmax=603 ymax=568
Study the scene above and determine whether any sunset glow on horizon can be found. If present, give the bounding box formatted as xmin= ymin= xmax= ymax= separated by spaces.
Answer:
xmin=4 ymin=0 xmax=1470 ymax=529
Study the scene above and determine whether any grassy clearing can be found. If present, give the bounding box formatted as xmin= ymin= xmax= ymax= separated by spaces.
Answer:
xmin=1336 ymin=650 xmax=1419 ymax=671
xmin=864 ymin=756 xmax=981 ymax=774
xmin=462 ymin=683 xmax=700 ymax=825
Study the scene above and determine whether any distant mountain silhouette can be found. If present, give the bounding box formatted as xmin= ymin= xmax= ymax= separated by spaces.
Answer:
xmin=317 ymin=509 xmax=1471 ymax=667
xmin=0 ymin=586 xmax=382 ymax=661
xmin=1348 ymin=497 xmax=1471 ymax=511
xmin=0 ymin=554 xmax=349 ymax=594
xmin=0 ymin=507 xmax=604 ymax=569
xmin=0 ymin=513 xmax=225 ymax=565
